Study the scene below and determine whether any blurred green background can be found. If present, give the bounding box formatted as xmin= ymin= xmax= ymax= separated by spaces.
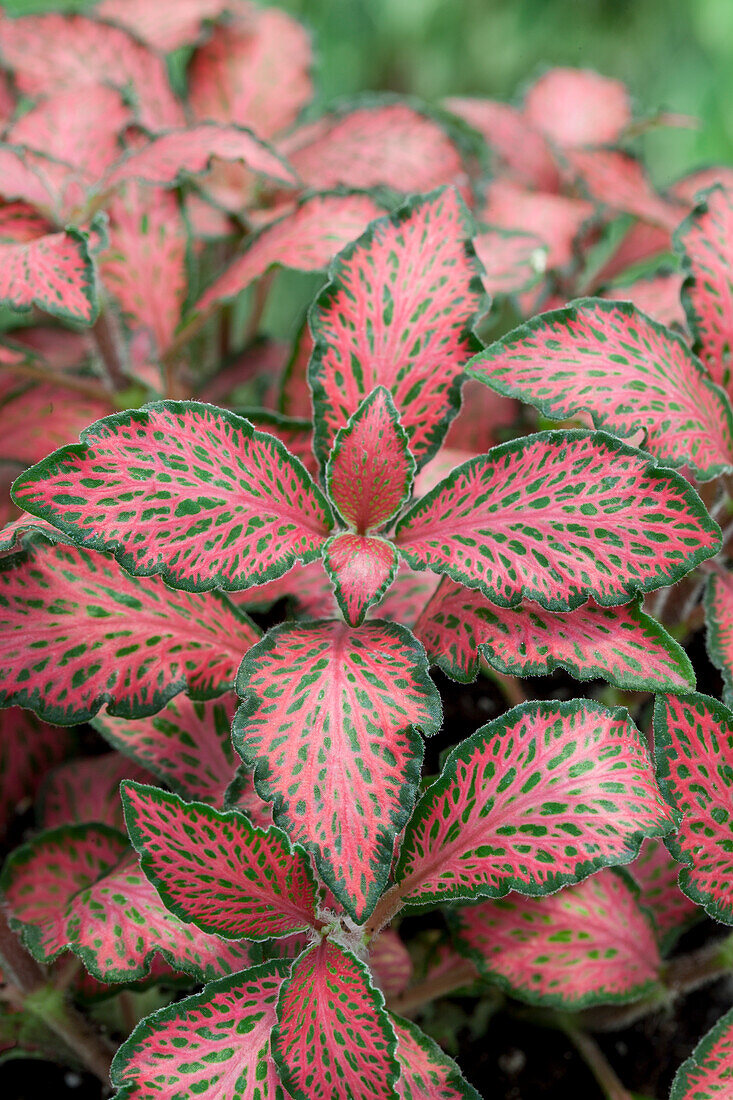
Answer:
xmin=2 ymin=0 xmax=733 ymax=182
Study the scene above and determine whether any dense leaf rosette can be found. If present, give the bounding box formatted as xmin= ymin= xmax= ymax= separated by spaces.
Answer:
xmin=395 ymin=430 xmax=720 ymax=610
xmin=13 ymin=402 xmax=334 ymax=592
xmin=395 ymin=699 xmax=672 ymax=907
xmin=449 ymin=869 xmax=661 ymax=1008
xmin=122 ymin=781 xmax=321 ymax=941
xmin=234 ymin=619 xmax=441 ymax=921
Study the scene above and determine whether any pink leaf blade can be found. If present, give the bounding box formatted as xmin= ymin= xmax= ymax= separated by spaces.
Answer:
xmin=324 ymin=533 xmax=399 ymax=627
xmin=121 ymin=781 xmax=320 ymax=941
xmin=233 ymin=619 xmax=442 ymax=922
xmin=392 ymin=1015 xmax=481 ymax=1100
xmin=629 ymin=839 xmax=701 ymax=954
xmin=655 ymin=692 xmax=733 ymax=925
xmin=272 ymin=940 xmax=399 ymax=1100
xmin=442 ymin=97 xmax=559 ymax=191
xmin=670 ymin=1007 xmax=733 ymax=1100
xmin=310 ymin=187 xmax=488 ymax=469
xmin=0 ymin=537 xmax=259 ymax=725
xmin=40 ymin=752 xmax=153 ymax=831
xmin=0 ymin=383 xmax=112 ymax=467
xmin=524 ymin=68 xmax=632 ymax=148
xmin=473 ymin=227 xmax=547 ymax=298
xmin=449 ymin=868 xmax=661 ymax=1009
xmin=96 ymin=0 xmax=234 ymax=53
xmin=705 ymin=570 xmax=733 ymax=707
xmin=414 ymin=578 xmax=695 ymax=692
xmin=0 ymin=707 xmax=75 ymax=837
xmin=0 ymin=227 xmax=98 ymax=325
xmin=111 ymin=960 xmax=290 ymax=1100
xmin=467 ymin=298 xmax=733 ymax=480
xmin=395 ymin=430 xmax=721 ymax=612
xmin=13 ymin=402 xmax=334 ymax=593
xmin=395 ymin=699 xmax=673 ymax=908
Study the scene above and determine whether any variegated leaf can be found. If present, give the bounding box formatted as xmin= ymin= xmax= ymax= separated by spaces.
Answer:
xmin=40 ymin=752 xmax=152 ymax=831
xmin=13 ymin=402 xmax=334 ymax=592
xmin=392 ymin=1015 xmax=480 ymax=1100
xmin=309 ymin=188 xmax=487 ymax=469
xmin=467 ymin=298 xmax=733 ymax=480
xmin=0 ymin=707 xmax=75 ymax=836
xmin=675 ymin=184 xmax=733 ymax=393
xmin=96 ymin=0 xmax=233 ymax=52
xmin=0 ymin=226 xmax=98 ymax=324
xmin=280 ymin=101 xmax=466 ymax=195
xmin=370 ymin=929 xmax=413 ymax=999
xmin=0 ymin=146 xmax=80 ymax=221
xmin=566 ymin=148 xmax=684 ymax=229
xmin=395 ymin=430 xmax=720 ymax=610
xmin=0 ymin=12 xmax=184 ymax=131
xmin=655 ymin=692 xmax=733 ymax=925
xmin=444 ymin=96 xmax=558 ymax=189
xmin=629 ymin=839 xmax=701 ymax=953
xmin=196 ymin=191 xmax=385 ymax=317
xmin=477 ymin=180 xmax=593 ymax=270
xmin=111 ymin=961 xmax=289 ymax=1100
xmin=102 ymin=124 xmax=297 ymax=193
xmin=1 ymin=824 xmax=252 ymax=982
xmin=188 ymin=6 xmax=313 ymax=136
xmin=670 ymin=1007 xmax=733 ymax=1100
xmin=395 ymin=699 xmax=672 ymax=907
xmin=473 ymin=227 xmax=547 ymax=298
xmin=414 ymin=577 xmax=694 ymax=691
xmin=122 ymin=781 xmax=320 ymax=941
xmin=0 ymin=383 xmax=111 ymax=466
xmin=324 ymin=533 xmax=399 ymax=627
xmin=273 ymin=940 xmax=399 ymax=1100
xmin=601 ymin=272 xmax=686 ymax=330
xmin=524 ymin=68 xmax=632 ymax=147
xmin=373 ymin=563 xmax=440 ymax=630
xmin=0 ymin=537 xmax=258 ymax=724
xmin=234 ymin=619 xmax=441 ymax=922
xmin=706 ymin=569 xmax=733 ymax=706
xmin=449 ymin=868 xmax=661 ymax=1008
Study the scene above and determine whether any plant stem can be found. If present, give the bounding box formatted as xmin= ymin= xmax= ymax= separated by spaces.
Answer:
xmin=663 ymin=931 xmax=733 ymax=995
xmin=364 ymin=884 xmax=405 ymax=938
xmin=0 ymin=907 xmax=114 ymax=1083
xmin=387 ymin=960 xmax=480 ymax=1016
xmin=564 ymin=1026 xmax=634 ymax=1100
xmin=91 ymin=306 xmax=128 ymax=392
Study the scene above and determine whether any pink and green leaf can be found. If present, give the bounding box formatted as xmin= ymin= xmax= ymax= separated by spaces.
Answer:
xmin=395 ymin=429 xmax=721 ymax=611
xmin=91 ymin=693 xmax=241 ymax=806
xmin=195 ymin=191 xmax=384 ymax=318
xmin=233 ymin=618 xmax=441 ymax=922
xmin=392 ymin=1015 xmax=481 ymax=1100
xmin=40 ymin=752 xmax=153 ymax=831
xmin=326 ymin=387 xmax=415 ymax=532
xmin=675 ymin=184 xmax=733 ymax=393
xmin=670 ymin=1007 xmax=733 ymax=1100
xmin=111 ymin=960 xmax=290 ymax=1100
xmin=565 ymin=148 xmax=684 ymax=229
xmin=280 ymin=100 xmax=466 ymax=195
xmin=309 ymin=187 xmax=487 ymax=469
xmin=443 ymin=97 xmax=559 ymax=190
xmin=13 ymin=402 xmax=335 ymax=592
xmin=467 ymin=298 xmax=733 ymax=480
xmin=273 ymin=940 xmax=399 ymax=1100
xmin=477 ymin=180 xmax=594 ymax=270
xmin=370 ymin=929 xmax=413 ymax=999
xmin=324 ymin=533 xmax=399 ymax=627
xmin=629 ymin=839 xmax=701 ymax=953
xmin=372 ymin=564 xmax=440 ymax=631
xmin=95 ymin=0 xmax=234 ymax=52
xmin=0 ymin=707 xmax=75 ymax=836
xmin=0 ymin=383 xmax=112 ymax=466
xmin=449 ymin=868 xmax=661 ymax=1009
xmin=102 ymin=124 xmax=297 ymax=192
xmin=122 ymin=781 xmax=320 ymax=941
xmin=655 ymin=692 xmax=733 ymax=925
xmin=473 ymin=227 xmax=547 ymax=298
xmin=705 ymin=569 xmax=733 ymax=706
xmin=395 ymin=698 xmax=673 ymax=908
xmin=523 ymin=68 xmax=632 ymax=148
xmin=188 ymin=6 xmax=313 ymax=136
xmin=0 ymin=536 xmax=259 ymax=724
xmin=601 ymin=272 xmax=686 ymax=330
xmin=0 ymin=226 xmax=99 ymax=324
xmin=414 ymin=577 xmax=695 ymax=691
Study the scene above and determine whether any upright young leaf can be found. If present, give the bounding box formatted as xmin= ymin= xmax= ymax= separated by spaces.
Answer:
xmin=0 ymin=227 xmax=99 ymax=324
xmin=280 ymin=101 xmax=466 ymax=195
xmin=655 ymin=692 xmax=733 ymax=924
xmin=629 ymin=839 xmax=700 ymax=953
xmin=414 ymin=577 xmax=694 ymax=691
xmin=111 ymin=961 xmax=290 ymax=1100
xmin=0 ymin=13 xmax=184 ymax=131
xmin=670 ymin=1007 xmax=733 ymax=1100
xmin=195 ymin=191 xmax=385 ymax=316
xmin=14 ymin=402 xmax=334 ymax=592
xmin=467 ymin=299 xmax=733 ymax=480
xmin=40 ymin=753 xmax=152 ymax=831
xmin=92 ymin=693 xmax=240 ymax=805
xmin=675 ymin=185 xmax=733 ymax=392
xmin=0 ymin=537 xmax=258 ymax=724
xmin=0 ymin=708 xmax=75 ymax=836
xmin=395 ymin=699 xmax=672 ymax=908
xmin=705 ymin=569 xmax=733 ymax=706
xmin=234 ymin=619 xmax=441 ymax=922
xmin=122 ymin=781 xmax=320 ymax=941
xmin=102 ymin=125 xmax=297 ymax=192
xmin=392 ymin=1015 xmax=481 ymax=1100
xmin=524 ymin=68 xmax=632 ymax=147
xmin=188 ymin=6 xmax=313 ymax=136
xmin=395 ymin=430 xmax=720 ymax=611
xmin=309 ymin=188 xmax=487 ymax=468
xmin=324 ymin=534 xmax=399 ymax=627
xmin=273 ymin=940 xmax=399 ymax=1100
xmin=449 ymin=869 xmax=661 ymax=1008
